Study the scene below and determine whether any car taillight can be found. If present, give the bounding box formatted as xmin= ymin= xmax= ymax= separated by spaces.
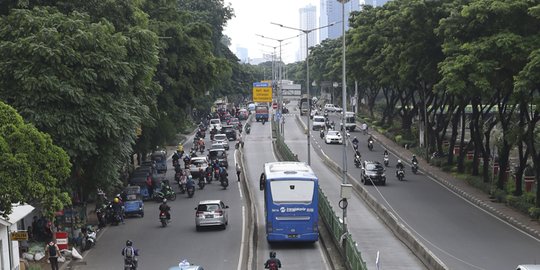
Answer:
xmin=214 ymin=210 xmax=223 ymax=216
xmin=196 ymin=211 xmax=204 ymax=217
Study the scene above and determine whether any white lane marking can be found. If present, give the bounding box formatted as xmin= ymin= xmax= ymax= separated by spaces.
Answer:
xmin=237 ymin=205 xmax=246 ymax=270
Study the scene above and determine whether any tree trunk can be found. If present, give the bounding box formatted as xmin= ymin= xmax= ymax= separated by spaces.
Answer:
xmin=457 ymin=112 xmax=467 ymax=173
xmin=447 ymin=106 xmax=462 ymax=166
xmin=498 ymin=140 xmax=511 ymax=191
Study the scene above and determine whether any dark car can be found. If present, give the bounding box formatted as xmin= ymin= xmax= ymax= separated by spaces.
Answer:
xmin=361 ymin=161 xmax=386 ymax=186
xmin=208 ymin=149 xmax=228 ymax=168
xmin=151 ymin=150 xmax=167 ymax=174
xmin=222 ymin=125 xmax=237 ymax=141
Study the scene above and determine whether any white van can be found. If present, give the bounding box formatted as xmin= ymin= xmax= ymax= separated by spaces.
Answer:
xmin=209 ymin=118 xmax=222 ymax=131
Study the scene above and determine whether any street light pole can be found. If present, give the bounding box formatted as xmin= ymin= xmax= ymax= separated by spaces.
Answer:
xmin=338 ymin=0 xmax=350 ymax=248
xmin=272 ymin=21 xmax=338 ymax=166
xmin=257 ymin=34 xmax=300 ymax=136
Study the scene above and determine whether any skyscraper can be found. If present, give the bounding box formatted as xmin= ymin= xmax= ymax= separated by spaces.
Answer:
xmin=298 ymin=4 xmax=317 ymax=61
xmin=319 ymin=0 xmax=328 ymax=42
xmin=235 ymin=47 xmax=248 ymax=63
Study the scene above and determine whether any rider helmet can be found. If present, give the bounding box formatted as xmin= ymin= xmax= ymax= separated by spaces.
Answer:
xmin=188 ymin=175 xmax=193 ymax=179
xmin=114 ymin=197 xmax=119 ymax=203
xmin=413 ymin=155 xmax=416 ymax=158
xmin=162 ymin=199 xmax=167 ymax=203
xmin=126 ymin=240 xmax=133 ymax=246
xmin=397 ymin=160 xmax=402 ymax=164
xmin=269 ymin=251 xmax=276 ymax=258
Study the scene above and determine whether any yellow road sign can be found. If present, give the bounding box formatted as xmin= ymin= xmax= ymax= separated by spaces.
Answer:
xmin=11 ymin=231 xmax=28 ymax=241
xmin=253 ymin=82 xmax=272 ymax=102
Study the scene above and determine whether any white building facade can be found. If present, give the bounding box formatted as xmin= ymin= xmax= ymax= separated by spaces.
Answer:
xmin=298 ymin=4 xmax=318 ymax=61
xmin=0 ymin=204 xmax=34 ymax=270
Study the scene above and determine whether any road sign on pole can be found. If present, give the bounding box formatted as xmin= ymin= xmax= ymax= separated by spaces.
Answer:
xmin=253 ymin=82 xmax=272 ymax=102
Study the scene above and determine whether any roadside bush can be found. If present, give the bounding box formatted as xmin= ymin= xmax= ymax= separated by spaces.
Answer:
xmin=507 ymin=194 xmax=535 ymax=216
xmin=528 ymin=207 xmax=540 ymax=220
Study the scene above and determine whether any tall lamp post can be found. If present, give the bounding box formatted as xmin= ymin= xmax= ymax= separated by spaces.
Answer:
xmin=272 ymin=21 xmax=338 ymax=165
xmin=257 ymin=34 xmax=299 ymax=136
xmin=338 ymin=0 xmax=350 ymax=248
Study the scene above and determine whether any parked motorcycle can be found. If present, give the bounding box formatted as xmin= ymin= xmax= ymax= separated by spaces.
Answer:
xmin=159 ymin=211 xmax=168 ymax=227
xmin=412 ymin=162 xmax=418 ymax=174
xmin=81 ymin=227 xmax=97 ymax=251
xmin=397 ymin=169 xmax=405 ymax=181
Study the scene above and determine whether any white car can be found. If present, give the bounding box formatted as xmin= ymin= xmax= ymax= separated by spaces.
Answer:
xmin=310 ymin=109 xmax=320 ymax=119
xmin=312 ymin=116 xmax=326 ymax=131
xmin=195 ymin=200 xmax=229 ymax=230
xmin=209 ymin=118 xmax=222 ymax=131
xmin=324 ymin=104 xmax=337 ymax=112
xmin=325 ymin=130 xmax=343 ymax=144
xmin=333 ymin=105 xmax=343 ymax=113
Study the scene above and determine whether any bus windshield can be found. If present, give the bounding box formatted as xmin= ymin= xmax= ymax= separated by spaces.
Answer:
xmin=270 ymin=180 xmax=314 ymax=204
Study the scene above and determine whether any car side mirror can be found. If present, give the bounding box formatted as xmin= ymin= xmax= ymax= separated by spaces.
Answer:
xmin=225 ymin=205 xmax=229 ymax=209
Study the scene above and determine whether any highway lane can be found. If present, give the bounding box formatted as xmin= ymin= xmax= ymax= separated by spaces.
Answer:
xmin=281 ymin=107 xmax=425 ymax=270
xmin=309 ymin=111 xmax=540 ymax=270
xmin=242 ymin=117 xmax=329 ymax=270
xmin=76 ymin=129 xmax=243 ymax=269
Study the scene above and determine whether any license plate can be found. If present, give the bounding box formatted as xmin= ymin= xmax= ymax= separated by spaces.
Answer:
xmin=205 ymin=215 xmax=213 ymax=218
xmin=288 ymin=234 xmax=298 ymax=238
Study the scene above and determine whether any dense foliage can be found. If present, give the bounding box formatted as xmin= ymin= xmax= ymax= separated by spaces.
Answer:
xmin=306 ymin=0 xmax=540 ymax=204
xmin=0 ymin=101 xmax=71 ymax=219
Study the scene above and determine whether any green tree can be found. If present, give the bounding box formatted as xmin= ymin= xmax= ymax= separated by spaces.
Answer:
xmin=0 ymin=101 xmax=71 ymax=219
xmin=0 ymin=8 xmax=159 ymax=196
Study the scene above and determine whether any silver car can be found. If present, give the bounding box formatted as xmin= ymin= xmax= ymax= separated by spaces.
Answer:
xmin=195 ymin=200 xmax=229 ymax=230
xmin=213 ymin=134 xmax=229 ymax=150
xmin=189 ymin=157 xmax=208 ymax=178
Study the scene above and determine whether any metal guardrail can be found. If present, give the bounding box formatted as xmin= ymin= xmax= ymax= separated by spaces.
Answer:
xmin=274 ymin=131 xmax=367 ymax=270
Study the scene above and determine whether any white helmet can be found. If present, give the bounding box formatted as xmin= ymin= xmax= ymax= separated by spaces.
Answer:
xmin=397 ymin=160 xmax=402 ymax=163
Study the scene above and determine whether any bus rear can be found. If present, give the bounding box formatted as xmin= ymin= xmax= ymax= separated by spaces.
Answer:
xmin=260 ymin=162 xmax=319 ymax=242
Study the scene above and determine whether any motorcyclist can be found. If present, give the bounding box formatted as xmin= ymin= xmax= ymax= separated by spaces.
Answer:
xmin=186 ymin=175 xmax=196 ymax=190
xmin=264 ymin=251 xmax=282 ymax=269
xmin=319 ymin=129 xmax=324 ymax=139
xmin=122 ymin=240 xmax=139 ymax=269
xmin=172 ymin=151 xmax=180 ymax=166
xmin=198 ymin=168 xmax=206 ymax=183
xmin=396 ymin=160 xmax=405 ymax=176
xmin=367 ymin=135 xmax=374 ymax=144
xmin=352 ymin=136 xmax=359 ymax=145
xmin=183 ymin=155 xmax=191 ymax=169
xmin=383 ymin=149 xmax=389 ymax=157
xmin=112 ymin=197 xmax=124 ymax=224
xmin=159 ymin=199 xmax=171 ymax=220
xmin=219 ymin=167 xmax=228 ymax=183
xmin=412 ymin=155 xmax=418 ymax=164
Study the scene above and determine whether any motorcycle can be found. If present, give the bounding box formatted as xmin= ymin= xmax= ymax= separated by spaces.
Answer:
xmin=198 ymin=177 xmax=206 ymax=190
xmin=353 ymin=142 xmax=358 ymax=151
xmin=412 ymin=162 xmax=418 ymax=174
xmin=124 ymin=257 xmax=137 ymax=270
xmin=199 ymin=144 xmax=205 ymax=154
xmin=383 ymin=155 xmax=389 ymax=167
xmin=397 ymin=169 xmax=405 ymax=181
xmin=320 ymin=130 xmax=324 ymax=139
xmin=159 ymin=211 xmax=168 ymax=227
xmin=153 ymin=188 xmax=176 ymax=202
xmin=221 ymin=177 xmax=229 ymax=189
xmin=187 ymin=185 xmax=195 ymax=198
xmin=174 ymin=172 xmax=182 ymax=185
xmin=214 ymin=168 xmax=220 ymax=181
xmin=354 ymin=155 xmax=361 ymax=168
xmin=246 ymin=125 xmax=251 ymax=134
xmin=82 ymin=227 xmax=97 ymax=251
xmin=368 ymin=140 xmax=374 ymax=151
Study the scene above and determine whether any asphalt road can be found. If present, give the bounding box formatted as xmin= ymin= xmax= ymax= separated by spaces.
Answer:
xmin=281 ymin=108 xmax=426 ymax=270
xmin=242 ymin=117 xmax=330 ymax=270
xmin=308 ymin=111 xmax=540 ymax=270
xmin=76 ymin=128 xmax=244 ymax=270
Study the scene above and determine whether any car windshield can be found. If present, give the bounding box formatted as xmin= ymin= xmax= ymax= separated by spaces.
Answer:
xmin=211 ymin=144 xmax=224 ymax=150
xmin=210 ymin=119 xmax=220 ymax=124
xmin=270 ymin=180 xmax=314 ymax=203
xmin=328 ymin=131 xmax=340 ymax=136
xmin=197 ymin=204 xmax=220 ymax=212
xmin=366 ymin=163 xmax=384 ymax=172
xmin=209 ymin=151 xmax=226 ymax=158
xmin=314 ymin=118 xmax=325 ymax=122
xmin=214 ymin=135 xmax=226 ymax=140
xmin=192 ymin=160 xmax=207 ymax=166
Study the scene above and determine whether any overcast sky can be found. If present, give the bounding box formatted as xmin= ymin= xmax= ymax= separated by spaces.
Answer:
xmin=223 ymin=0 xmax=320 ymax=64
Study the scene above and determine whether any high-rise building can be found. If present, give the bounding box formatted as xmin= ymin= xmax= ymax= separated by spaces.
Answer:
xmin=319 ymin=0 xmax=328 ymax=42
xmin=298 ymin=4 xmax=317 ymax=61
xmin=235 ymin=47 xmax=248 ymax=63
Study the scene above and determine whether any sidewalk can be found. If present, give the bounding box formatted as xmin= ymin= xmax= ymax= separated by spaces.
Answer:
xmin=368 ymin=125 xmax=540 ymax=240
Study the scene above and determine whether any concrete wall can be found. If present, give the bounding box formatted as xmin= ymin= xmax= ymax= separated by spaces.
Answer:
xmin=0 ymin=224 xmax=21 ymax=270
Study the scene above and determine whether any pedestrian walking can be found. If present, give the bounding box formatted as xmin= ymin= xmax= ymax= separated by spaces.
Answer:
xmin=46 ymin=240 xmax=60 ymax=270
xmin=236 ymin=163 xmax=242 ymax=182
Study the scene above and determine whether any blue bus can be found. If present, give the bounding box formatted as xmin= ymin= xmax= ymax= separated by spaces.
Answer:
xmin=259 ymin=162 xmax=319 ymax=242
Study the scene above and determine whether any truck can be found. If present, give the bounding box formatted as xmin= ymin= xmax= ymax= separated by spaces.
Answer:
xmin=300 ymin=96 xmax=310 ymax=116
xmin=255 ymin=104 xmax=269 ymax=122
xmin=340 ymin=111 xmax=356 ymax=131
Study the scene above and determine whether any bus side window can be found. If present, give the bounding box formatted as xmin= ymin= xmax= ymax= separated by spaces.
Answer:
xmin=259 ymin=173 xmax=266 ymax=191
